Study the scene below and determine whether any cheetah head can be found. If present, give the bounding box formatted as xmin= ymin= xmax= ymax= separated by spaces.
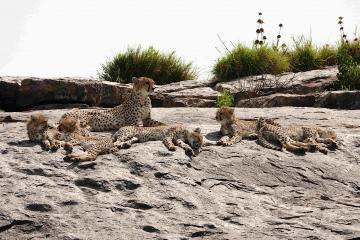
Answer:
xmin=27 ymin=114 xmax=49 ymax=132
xmin=215 ymin=107 xmax=235 ymax=124
xmin=187 ymin=127 xmax=203 ymax=150
xmin=132 ymin=77 xmax=155 ymax=95
xmin=58 ymin=117 xmax=80 ymax=133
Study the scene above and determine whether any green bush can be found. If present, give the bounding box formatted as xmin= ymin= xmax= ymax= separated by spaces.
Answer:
xmin=318 ymin=45 xmax=337 ymax=66
xmin=289 ymin=37 xmax=338 ymax=72
xmin=338 ymin=40 xmax=360 ymax=64
xmin=289 ymin=38 xmax=321 ymax=72
xmin=335 ymin=45 xmax=360 ymax=90
xmin=216 ymin=90 xmax=234 ymax=107
xmin=99 ymin=46 xmax=198 ymax=85
xmin=212 ymin=44 xmax=290 ymax=81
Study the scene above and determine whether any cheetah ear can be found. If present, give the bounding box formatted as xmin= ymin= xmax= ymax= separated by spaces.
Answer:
xmin=132 ymin=77 xmax=139 ymax=84
xmin=229 ymin=108 xmax=235 ymax=114
xmin=194 ymin=127 xmax=201 ymax=134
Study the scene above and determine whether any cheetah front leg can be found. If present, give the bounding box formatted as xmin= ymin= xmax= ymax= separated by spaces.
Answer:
xmin=302 ymin=137 xmax=328 ymax=154
xmin=282 ymin=139 xmax=308 ymax=154
xmin=316 ymin=137 xmax=338 ymax=150
xmin=142 ymin=117 xmax=166 ymax=127
xmin=41 ymin=139 xmax=52 ymax=151
xmin=163 ymin=137 xmax=176 ymax=151
xmin=66 ymin=152 xmax=95 ymax=162
xmin=217 ymin=134 xmax=242 ymax=146
xmin=174 ymin=139 xmax=194 ymax=157
xmin=114 ymin=137 xmax=139 ymax=149
xmin=62 ymin=139 xmax=83 ymax=152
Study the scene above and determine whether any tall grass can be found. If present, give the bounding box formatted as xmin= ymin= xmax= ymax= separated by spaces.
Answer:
xmin=288 ymin=37 xmax=337 ymax=72
xmin=213 ymin=44 xmax=290 ymax=81
xmin=335 ymin=42 xmax=360 ymax=90
xmin=99 ymin=46 xmax=198 ymax=85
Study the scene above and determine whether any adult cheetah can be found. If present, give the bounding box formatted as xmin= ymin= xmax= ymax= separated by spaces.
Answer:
xmin=60 ymin=77 xmax=165 ymax=131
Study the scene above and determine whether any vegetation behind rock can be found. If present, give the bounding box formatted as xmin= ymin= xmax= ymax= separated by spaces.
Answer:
xmin=99 ymin=46 xmax=198 ymax=85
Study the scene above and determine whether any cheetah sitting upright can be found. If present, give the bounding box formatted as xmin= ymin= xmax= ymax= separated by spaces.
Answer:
xmin=112 ymin=125 xmax=203 ymax=157
xmin=215 ymin=107 xmax=259 ymax=146
xmin=60 ymin=77 xmax=165 ymax=131
xmin=256 ymin=117 xmax=318 ymax=154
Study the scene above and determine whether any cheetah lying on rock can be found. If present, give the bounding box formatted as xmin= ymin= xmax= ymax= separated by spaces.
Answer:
xmin=260 ymin=119 xmax=338 ymax=154
xmin=215 ymin=107 xmax=262 ymax=146
xmin=256 ymin=117 xmax=337 ymax=154
xmin=112 ymin=125 xmax=203 ymax=157
xmin=27 ymin=114 xmax=119 ymax=161
xmin=64 ymin=137 xmax=118 ymax=162
xmin=27 ymin=114 xmax=63 ymax=151
xmin=60 ymin=77 xmax=164 ymax=131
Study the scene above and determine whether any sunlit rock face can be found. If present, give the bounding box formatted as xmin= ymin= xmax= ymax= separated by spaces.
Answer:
xmin=0 ymin=107 xmax=359 ymax=239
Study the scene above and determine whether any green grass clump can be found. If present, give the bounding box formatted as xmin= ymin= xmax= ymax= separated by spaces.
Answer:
xmin=289 ymin=37 xmax=338 ymax=72
xmin=318 ymin=45 xmax=337 ymax=66
xmin=335 ymin=44 xmax=360 ymax=90
xmin=289 ymin=38 xmax=321 ymax=72
xmin=216 ymin=90 xmax=234 ymax=107
xmin=213 ymin=44 xmax=290 ymax=81
xmin=99 ymin=46 xmax=198 ymax=85
xmin=338 ymin=40 xmax=360 ymax=64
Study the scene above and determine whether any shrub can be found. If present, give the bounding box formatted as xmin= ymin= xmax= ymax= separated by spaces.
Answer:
xmin=318 ymin=45 xmax=337 ymax=66
xmin=99 ymin=46 xmax=198 ymax=85
xmin=289 ymin=37 xmax=321 ymax=72
xmin=335 ymin=45 xmax=360 ymax=90
xmin=216 ymin=90 xmax=234 ymax=107
xmin=338 ymin=40 xmax=360 ymax=64
xmin=212 ymin=44 xmax=290 ymax=81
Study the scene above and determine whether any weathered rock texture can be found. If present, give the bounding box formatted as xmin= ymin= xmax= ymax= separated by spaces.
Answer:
xmin=1 ymin=108 xmax=360 ymax=239
xmin=236 ymin=91 xmax=360 ymax=109
xmin=215 ymin=67 xmax=338 ymax=100
xmin=2 ymin=67 xmax=360 ymax=110
xmin=0 ymin=76 xmax=132 ymax=111
xmin=0 ymin=77 xmax=217 ymax=111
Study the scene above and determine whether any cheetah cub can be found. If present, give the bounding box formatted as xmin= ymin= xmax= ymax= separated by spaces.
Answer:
xmin=256 ymin=118 xmax=317 ymax=154
xmin=215 ymin=107 xmax=258 ymax=146
xmin=112 ymin=125 xmax=203 ymax=157
xmin=57 ymin=117 xmax=118 ymax=161
xmin=278 ymin=124 xmax=338 ymax=154
xmin=65 ymin=137 xmax=118 ymax=162
xmin=60 ymin=77 xmax=165 ymax=131
xmin=27 ymin=114 xmax=62 ymax=150
xmin=56 ymin=117 xmax=98 ymax=151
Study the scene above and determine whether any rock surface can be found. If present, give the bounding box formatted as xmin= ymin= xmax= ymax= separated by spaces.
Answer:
xmin=1 ymin=107 xmax=360 ymax=239
xmin=236 ymin=91 xmax=360 ymax=109
xmin=0 ymin=76 xmax=217 ymax=111
xmin=215 ymin=67 xmax=338 ymax=100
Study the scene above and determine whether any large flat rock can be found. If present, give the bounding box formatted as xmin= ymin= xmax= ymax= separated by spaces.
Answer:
xmin=0 ymin=108 xmax=360 ymax=239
